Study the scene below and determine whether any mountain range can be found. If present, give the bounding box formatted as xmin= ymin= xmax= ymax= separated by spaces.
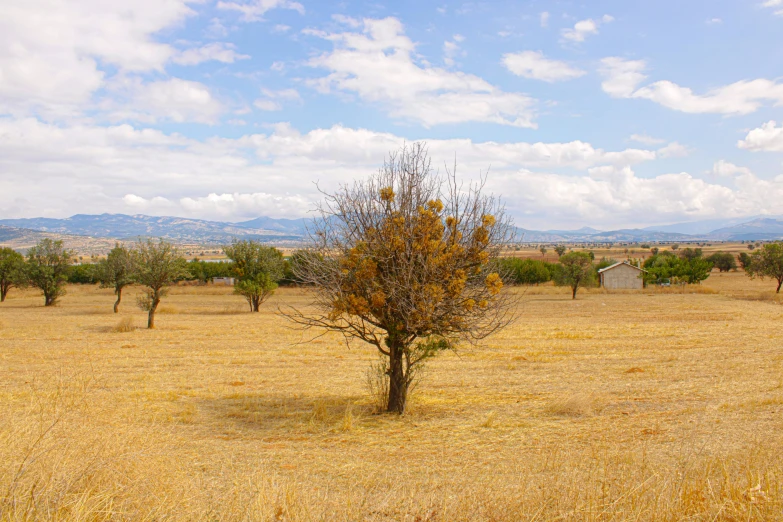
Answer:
xmin=1 ymin=214 xmax=782 ymax=250
xmin=0 ymin=214 xmax=308 ymax=244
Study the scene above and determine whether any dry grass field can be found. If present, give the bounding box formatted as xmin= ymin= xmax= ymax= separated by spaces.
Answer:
xmin=1 ymin=272 xmax=783 ymax=520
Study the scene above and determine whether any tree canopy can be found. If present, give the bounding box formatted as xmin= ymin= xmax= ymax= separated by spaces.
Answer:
xmin=286 ymin=144 xmax=515 ymax=414
xmin=643 ymin=250 xmax=712 ymax=285
xmin=0 ymin=247 xmax=25 ymax=302
xmin=746 ymin=242 xmax=783 ymax=293
xmin=555 ymin=252 xmax=595 ymax=299
xmin=97 ymin=244 xmax=135 ymax=313
xmin=223 ymin=241 xmax=284 ymax=312
xmin=706 ymin=252 xmax=737 ymax=273
xmin=133 ymin=239 xmax=189 ymax=328
xmin=23 ymin=239 xmax=72 ymax=306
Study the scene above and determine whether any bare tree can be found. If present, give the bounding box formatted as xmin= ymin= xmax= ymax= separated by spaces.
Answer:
xmin=132 ymin=239 xmax=189 ymax=328
xmin=284 ymin=143 xmax=517 ymax=414
xmin=97 ymin=243 xmax=134 ymax=313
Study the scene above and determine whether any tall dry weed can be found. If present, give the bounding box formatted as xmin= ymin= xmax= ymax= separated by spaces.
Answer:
xmin=111 ymin=316 xmax=135 ymax=333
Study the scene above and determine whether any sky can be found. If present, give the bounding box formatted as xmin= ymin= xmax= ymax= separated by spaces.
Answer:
xmin=1 ymin=0 xmax=783 ymax=230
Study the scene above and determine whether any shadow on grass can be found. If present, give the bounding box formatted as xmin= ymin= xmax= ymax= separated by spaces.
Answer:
xmin=197 ymin=392 xmax=398 ymax=437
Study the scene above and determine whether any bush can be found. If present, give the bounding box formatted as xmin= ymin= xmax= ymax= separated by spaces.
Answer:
xmin=497 ymin=258 xmax=553 ymax=285
xmin=67 ymin=264 xmax=98 ymax=284
xmin=644 ymin=250 xmax=713 ymax=284
xmin=187 ymin=259 xmax=234 ymax=283
xmin=595 ymin=257 xmax=618 ymax=271
xmin=706 ymin=252 xmax=737 ymax=272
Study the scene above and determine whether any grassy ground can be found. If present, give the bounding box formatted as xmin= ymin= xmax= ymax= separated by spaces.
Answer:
xmin=1 ymin=272 xmax=782 ymax=520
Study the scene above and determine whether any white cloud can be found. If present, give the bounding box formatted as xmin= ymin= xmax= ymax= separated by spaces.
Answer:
xmin=561 ymin=15 xmax=614 ymax=43
xmin=2 ymin=117 xmax=782 ymax=227
xmin=738 ymin=121 xmax=783 ymax=152
xmin=205 ymin=18 xmax=230 ymax=39
xmin=254 ymin=100 xmax=282 ymax=111
xmin=305 ymin=17 xmax=538 ymax=128
xmin=216 ymin=0 xmax=304 ymax=22
xmin=0 ymin=0 xmax=197 ymax=116
xmin=332 ymin=14 xmax=361 ymax=28
xmin=599 ymin=57 xmax=647 ymax=97
xmin=761 ymin=0 xmax=783 ymax=15
xmin=500 ymin=165 xmax=783 ymax=229
xmin=502 ymin=51 xmax=586 ymax=82
xmin=443 ymin=35 xmax=465 ymax=67
xmin=253 ymin=88 xmax=301 ymax=111
xmin=179 ymin=192 xmax=312 ymax=218
xmin=657 ymin=142 xmax=689 ymax=158
xmin=599 ymin=57 xmax=783 ymax=115
xmin=706 ymin=18 xmax=723 ymax=25
xmin=540 ymin=12 xmax=550 ymax=28
xmin=110 ymin=79 xmax=224 ymax=124
xmin=711 ymin=160 xmax=752 ymax=177
xmin=173 ymin=43 xmax=250 ymax=65
xmin=629 ymin=134 xmax=665 ymax=145
xmin=0 ymin=117 xmax=665 ymax=220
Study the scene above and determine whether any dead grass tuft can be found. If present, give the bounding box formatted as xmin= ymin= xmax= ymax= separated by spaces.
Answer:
xmin=111 ymin=316 xmax=136 ymax=333
xmin=625 ymin=366 xmax=645 ymax=373
xmin=480 ymin=410 xmax=498 ymax=428
xmin=546 ymin=394 xmax=596 ymax=417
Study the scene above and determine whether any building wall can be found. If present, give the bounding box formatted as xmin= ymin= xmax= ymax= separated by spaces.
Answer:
xmin=601 ymin=264 xmax=644 ymax=290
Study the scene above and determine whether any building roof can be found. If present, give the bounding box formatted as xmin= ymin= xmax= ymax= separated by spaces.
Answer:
xmin=597 ymin=261 xmax=648 ymax=273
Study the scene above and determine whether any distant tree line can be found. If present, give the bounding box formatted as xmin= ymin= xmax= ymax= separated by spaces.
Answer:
xmin=0 ymin=237 xmax=312 ymax=326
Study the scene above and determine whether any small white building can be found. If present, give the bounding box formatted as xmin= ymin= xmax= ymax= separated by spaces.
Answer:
xmin=212 ymin=277 xmax=236 ymax=286
xmin=597 ymin=262 xmax=646 ymax=290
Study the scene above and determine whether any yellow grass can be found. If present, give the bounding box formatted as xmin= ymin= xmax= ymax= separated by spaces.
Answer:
xmin=0 ymin=271 xmax=782 ymax=520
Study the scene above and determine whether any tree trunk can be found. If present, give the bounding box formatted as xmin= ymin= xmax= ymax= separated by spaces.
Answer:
xmin=386 ymin=341 xmax=407 ymax=414
xmin=572 ymin=285 xmax=578 ymax=299
xmin=777 ymin=279 xmax=782 ymax=294
xmin=252 ymin=295 xmax=260 ymax=312
xmin=114 ymin=286 xmax=122 ymax=313
xmin=148 ymin=297 xmax=160 ymax=329
xmin=44 ymin=292 xmax=55 ymax=306
xmin=0 ymin=284 xmax=6 ymax=302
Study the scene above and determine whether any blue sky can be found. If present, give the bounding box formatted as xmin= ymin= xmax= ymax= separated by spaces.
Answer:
xmin=1 ymin=0 xmax=782 ymax=230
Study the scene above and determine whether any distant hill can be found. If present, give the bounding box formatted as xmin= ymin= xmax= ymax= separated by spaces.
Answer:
xmin=0 ymin=225 xmax=123 ymax=254
xmin=707 ymin=218 xmax=783 ymax=241
xmin=235 ymin=216 xmax=309 ymax=235
xmin=0 ymin=214 xmax=306 ymax=244
xmin=3 ymin=213 xmax=783 ymax=248
xmin=645 ymin=215 xmax=783 ymax=236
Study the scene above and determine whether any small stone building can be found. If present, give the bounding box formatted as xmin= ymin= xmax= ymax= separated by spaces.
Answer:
xmin=597 ymin=262 xmax=646 ymax=290
xmin=211 ymin=277 xmax=236 ymax=286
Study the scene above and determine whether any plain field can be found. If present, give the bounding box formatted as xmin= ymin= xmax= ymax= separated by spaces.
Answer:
xmin=1 ymin=271 xmax=782 ymax=520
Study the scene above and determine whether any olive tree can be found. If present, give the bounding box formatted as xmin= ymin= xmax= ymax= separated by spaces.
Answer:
xmin=746 ymin=243 xmax=783 ymax=293
xmin=286 ymin=144 xmax=516 ymax=414
xmin=557 ymin=252 xmax=595 ymax=299
xmin=554 ymin=245 xmax=567 ymax=257
xmin=24 ymin=239 xmax=72 ymax=306
xmin=706 ymin=252 xmax=737 ymax=273
xmin=97 ymin=243 xmax=135 ymax=313
xmin=133 ymin=239 xmax=189 ymax=328
xmin=0 ymin=247 xmax=25 ymax=302
xmin=223 ymin=241 xmax=284 ymax=312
